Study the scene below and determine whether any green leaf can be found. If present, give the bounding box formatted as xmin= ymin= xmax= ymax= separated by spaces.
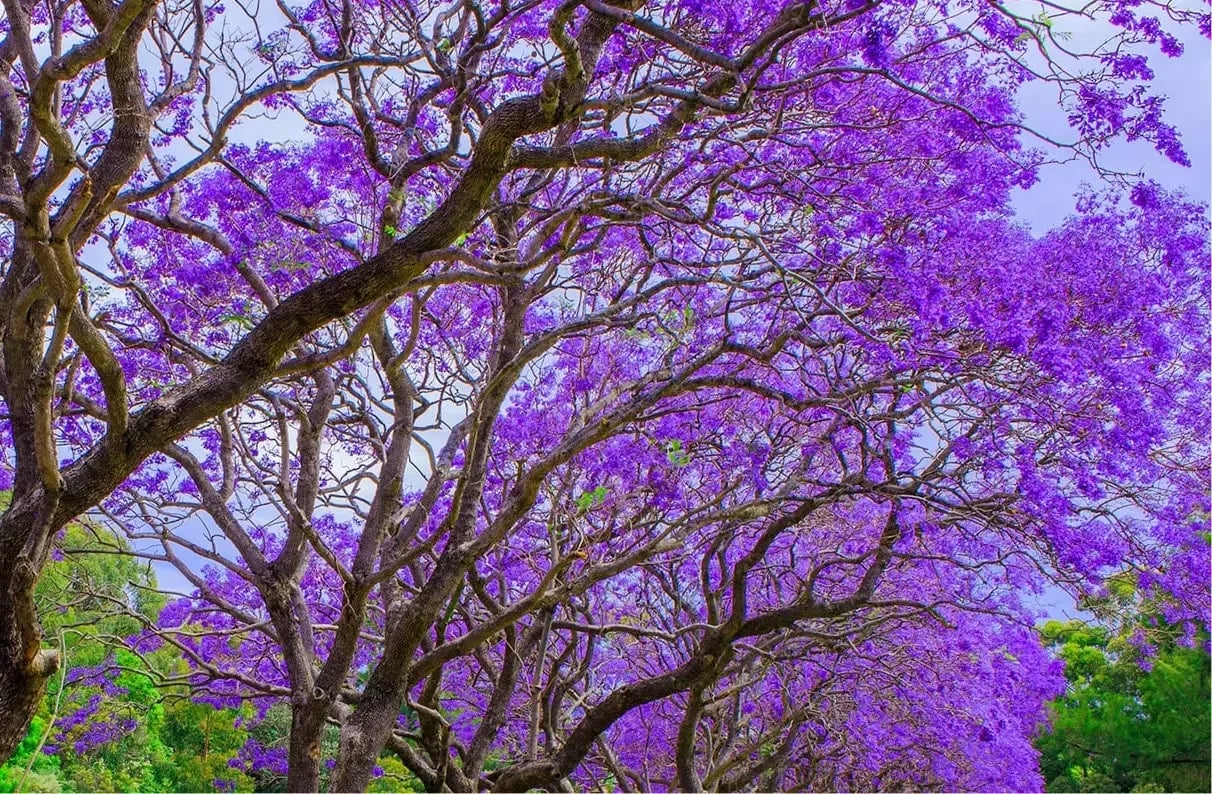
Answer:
xmin=219 ymin=313 xmax=255 ymax=330
xmin=664 ymin=439 xmax=691 ymax=468
xmin=575 ymin=485 xmax=609 ymax=512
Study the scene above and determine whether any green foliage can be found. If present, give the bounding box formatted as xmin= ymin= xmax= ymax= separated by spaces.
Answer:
xmin=151 ymin=700 xmax=254 ymax=793
xmin=366 ymin=755 xmax=423 ymax=793
xmin=0 ymin=522 xmax=253 ymax=793
xmin=1036 ymin=580 xmax=1211 ymax=793
xmin=219 ymin=312 xmax=256 ymax=330
xmin=663 ymin=438 xmax=691 ymax=468
xmin=0 ymin=717 xmax=63 ymax=793
xmin=576 ymin=484 xmax=609 ymax=512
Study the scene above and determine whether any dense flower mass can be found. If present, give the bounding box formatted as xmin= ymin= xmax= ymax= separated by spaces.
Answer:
xmin=0 ymin=1 xmax=1208 ymax=791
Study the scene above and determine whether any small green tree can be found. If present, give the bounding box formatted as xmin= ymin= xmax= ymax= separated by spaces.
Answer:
xmin=0 ymin=515 xmax=253 ymax=793
xmin=1036 ymin=578 xmax=1211 ymax=793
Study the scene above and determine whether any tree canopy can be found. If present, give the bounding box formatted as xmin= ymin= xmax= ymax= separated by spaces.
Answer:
xmin=1036 ymin=579 xmax=1211 ymax=794
xmin=0 ymin=1 xmax=1208 ymax=791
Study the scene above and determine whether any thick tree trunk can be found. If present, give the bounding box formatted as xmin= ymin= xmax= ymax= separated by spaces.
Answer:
xmin=328 ymin=670 xmax=404 ymax=793
xmin=0 ymin=485 xmax=59 ymax=763
xmin=0 ymin=541 xmax=58 ymax=761
xmin=285 ymin=705 xmax=326 ymax=792
xmin=0 ymin=643 xmax=53 ymax=762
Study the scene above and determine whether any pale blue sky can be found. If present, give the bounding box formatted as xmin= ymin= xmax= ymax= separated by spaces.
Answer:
xmin=1013 ymin=26 xmax=1211 ymax=230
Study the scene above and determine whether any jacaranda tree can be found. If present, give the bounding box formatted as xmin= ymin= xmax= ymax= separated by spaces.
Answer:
xmin=0 ymin=0 xmax=1208 ymax=791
